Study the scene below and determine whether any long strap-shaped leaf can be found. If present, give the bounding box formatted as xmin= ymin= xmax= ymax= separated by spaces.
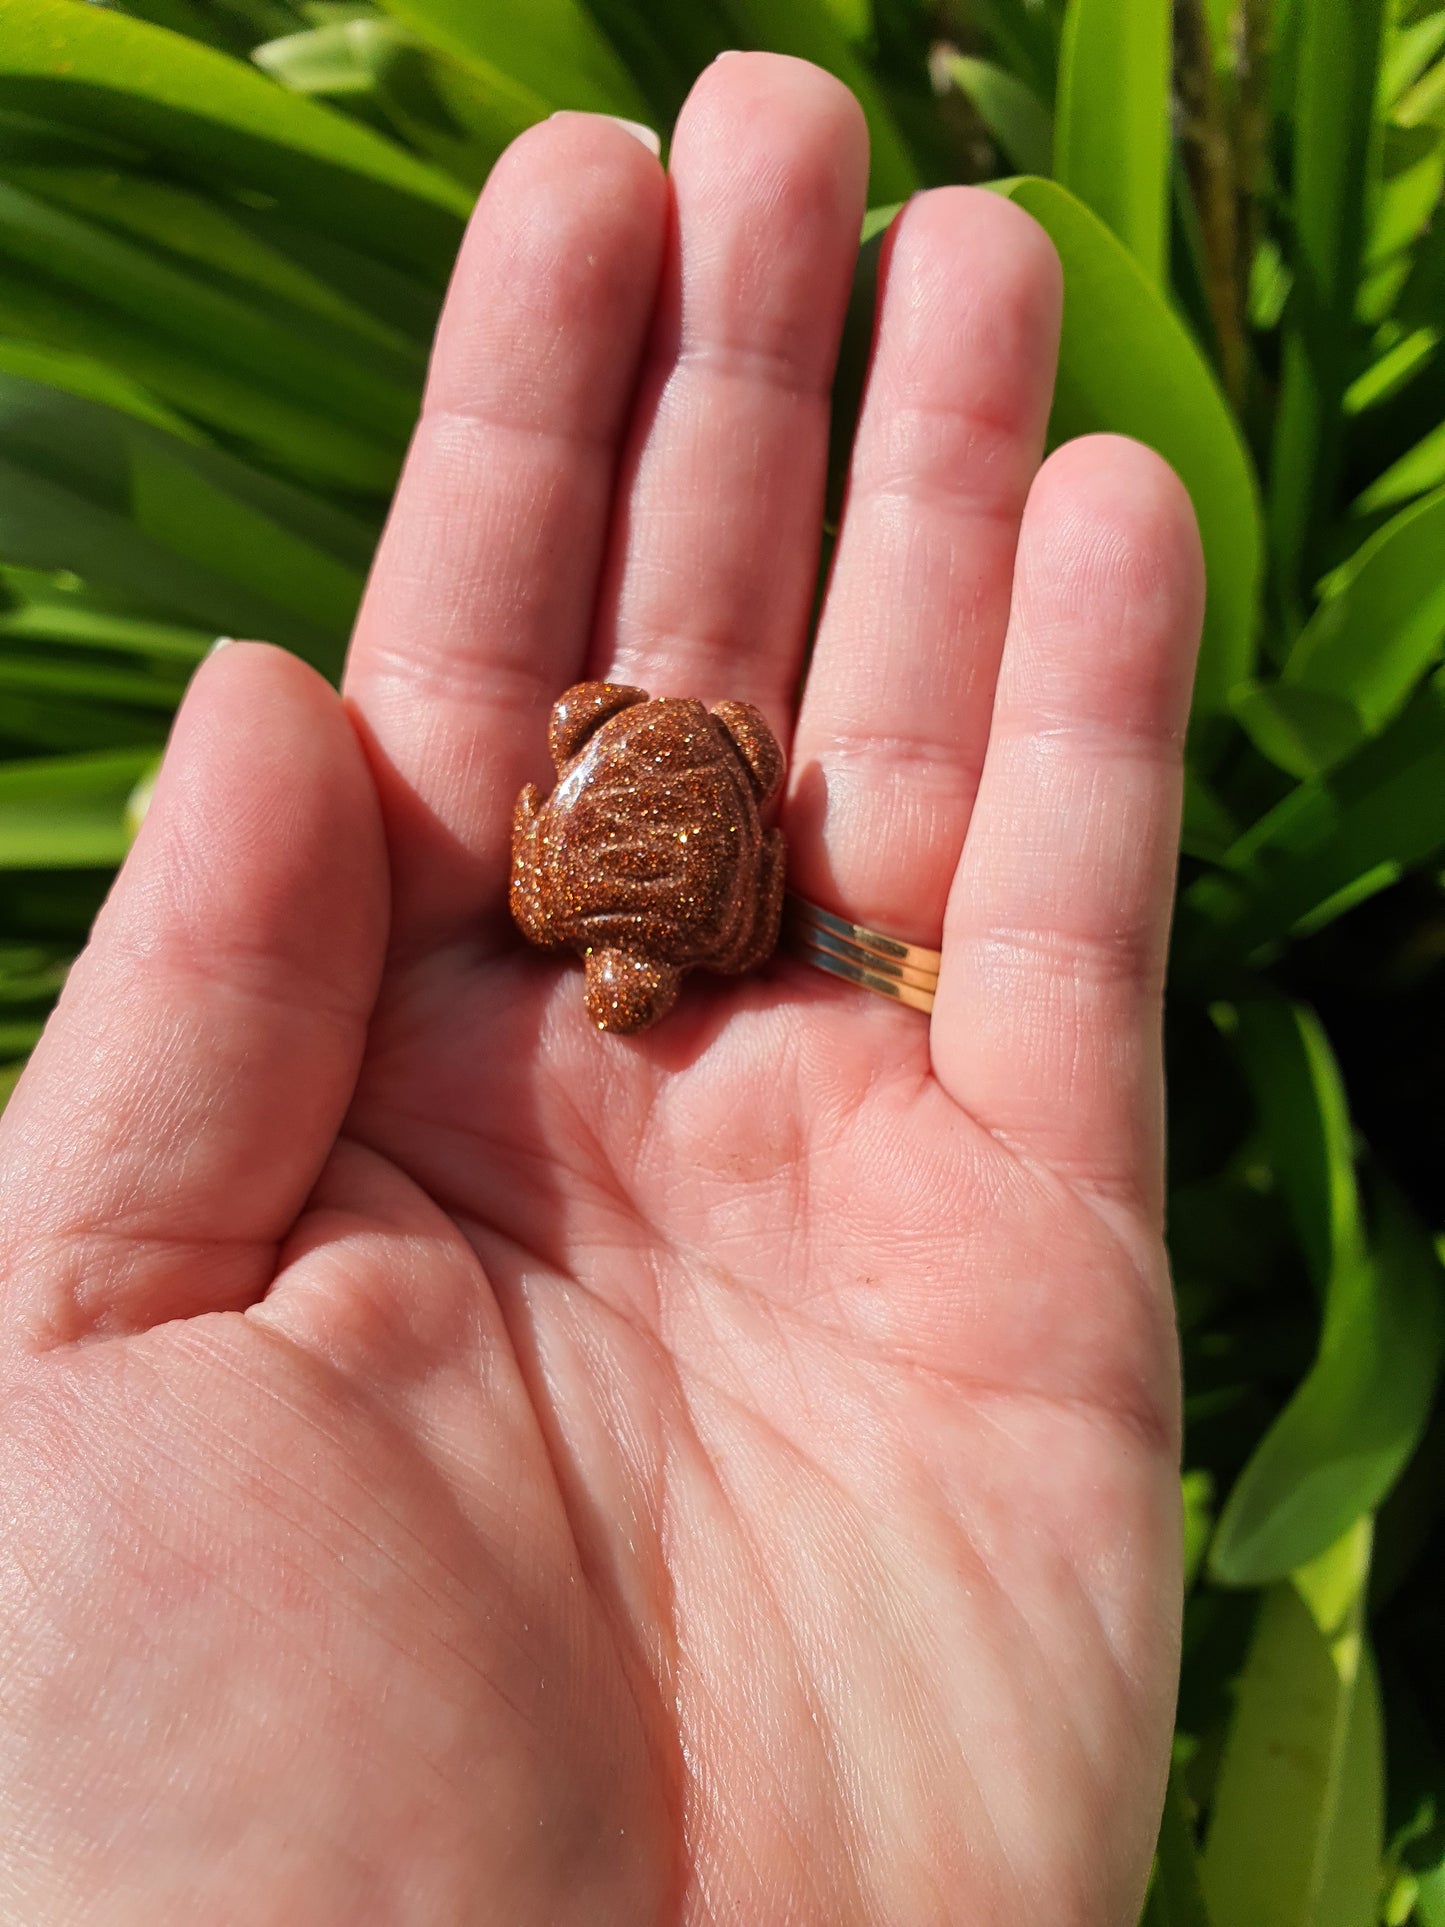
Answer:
xmin=1053 ymin=0 xmax=1170 ymax=287
xmin=1268 ymin=0 xmax=1388 ymax=619
xmin=1203 ymin=1521 xmax=1385 ymax=1927
xmin=0 ymin=0 xmax=470 ymax=271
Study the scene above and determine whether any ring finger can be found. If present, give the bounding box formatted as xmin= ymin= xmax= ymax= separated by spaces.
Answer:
xmin=787 ymin=188 xmax=1062 ymax=939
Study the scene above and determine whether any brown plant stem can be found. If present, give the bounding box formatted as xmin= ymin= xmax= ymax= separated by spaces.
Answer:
xmin=1175 ymin=0 xmax=1246 ymax=409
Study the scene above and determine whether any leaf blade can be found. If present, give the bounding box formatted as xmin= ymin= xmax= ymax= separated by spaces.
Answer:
xmin=1053 ymin=0 xmax=1170 ymax=284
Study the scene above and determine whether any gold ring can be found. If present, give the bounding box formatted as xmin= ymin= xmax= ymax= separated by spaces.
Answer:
xmin=784 ymin=894 xmax=941 ymax=1015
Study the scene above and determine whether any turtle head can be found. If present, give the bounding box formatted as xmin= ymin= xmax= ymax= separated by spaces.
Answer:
xmin=583 ymin=948 xmax=681 ymax=1033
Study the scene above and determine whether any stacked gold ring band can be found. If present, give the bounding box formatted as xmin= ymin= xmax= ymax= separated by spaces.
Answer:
xmin=784 ymin=894 xmax=941 ymax=1015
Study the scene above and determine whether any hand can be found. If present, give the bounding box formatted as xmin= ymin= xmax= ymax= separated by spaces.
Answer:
xmin=0 ymin=54 xmax=1203 ymax=1926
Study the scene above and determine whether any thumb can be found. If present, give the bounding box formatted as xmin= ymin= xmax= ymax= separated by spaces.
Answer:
xmin=0 ymin=642 xmax=389 ymax=1343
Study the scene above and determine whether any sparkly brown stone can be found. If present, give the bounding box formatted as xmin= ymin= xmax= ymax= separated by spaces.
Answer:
xmin=510 ymin=682 xmax=787 ymax=1033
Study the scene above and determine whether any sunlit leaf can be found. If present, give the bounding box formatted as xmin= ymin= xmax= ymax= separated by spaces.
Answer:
xmin=1280 ymin=484 xmax=1445 ymax=756
xmin=0 ymin=746 xmax=157 ymax=867
xmin=1214 ymin=1176 xmax=1442 ymax=1584
xmin=1202 ymin=1520 xmax=1384 ymax=1927
xmin=1268 ymin=0 xmax=1388 ymax=609
xmin=374 ymin=0 xmax=647 ymax=120
xmin=942 ymin=54 xmax=1051 ymax=174
xmin=0 ymin=0 xmax=471 ymax=270
xmin=1053 ymin=0 xmax=1169 ymax=284
xmin=988 ymin=178 xmax=1263 ymax=711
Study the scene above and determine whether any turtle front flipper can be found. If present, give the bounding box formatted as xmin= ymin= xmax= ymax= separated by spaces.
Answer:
xmin=549 ymin=682 xmax=648 ymax=770
xmin=584 ymin=948 xmax=681 ymax=1033
xmin=711 ymin=699 xmax=784 ymax=806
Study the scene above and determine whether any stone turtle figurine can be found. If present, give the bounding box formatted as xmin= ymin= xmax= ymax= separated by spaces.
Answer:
xmin=510 ymin=681 xmax=786 ymax=1033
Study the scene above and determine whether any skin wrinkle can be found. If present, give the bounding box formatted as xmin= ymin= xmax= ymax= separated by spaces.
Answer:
xmin=443 ymin=1239 xmax=690 ymax=1911
xmin=668 ymin=1335 xmax=1063 ymax=1920
xmin=660 ymin=1221 xmax=1146 ymax=1890
xmin=658 ymin=1416 xmax=860 ymax=1922
xmin=98 ymin=1337 xmax=520 ymax=1651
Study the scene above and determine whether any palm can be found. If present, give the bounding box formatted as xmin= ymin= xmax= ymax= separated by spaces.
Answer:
xmin=0 ymin=56 xmax=1201 ymax=1927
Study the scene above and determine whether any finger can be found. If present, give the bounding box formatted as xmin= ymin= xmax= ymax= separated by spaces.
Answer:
xmin=932 ymin=437 xmax=1205 ymax=1215
xmin=589 ymin=53 xmax=869 ymax=729
xmin=787 ymin=188 xmax=1061 ymax=937
xmin=344 ymin=114 xmax=668 ymax=949
xmin=0 ymin=644 xmax=388 ymax=1342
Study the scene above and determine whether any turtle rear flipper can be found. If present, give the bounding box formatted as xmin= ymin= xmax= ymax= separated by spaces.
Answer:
xmin=510 ymin=785 xmax=553 ymax=945
xmin=584 ymin=948 xmax=680 ymax=1033
xmin=549 ymin=682 xmax=647 ymax=769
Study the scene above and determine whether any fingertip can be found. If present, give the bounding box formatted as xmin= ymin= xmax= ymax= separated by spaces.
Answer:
xmin=864 ymin=185 xmax=1063 ymax=428
xmin=426 ymin=109 xmax=669 ymax=421
xmin=137 ymin=640 xmax=389 ymax=992
xmin=888 ymin=186 xmax=1063 ymax=325
xmin=678 ymin=50 xmax=871 ymax=231
xmin=1025 ymin=435 xmax=1205 ymax=630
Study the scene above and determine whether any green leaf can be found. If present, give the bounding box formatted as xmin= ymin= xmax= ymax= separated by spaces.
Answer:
xmin=0 ymin=178 xmax=416 ymax=458
xmin=0 ymin=747 xmax=157 ymax=868
xmin=1230 ymin=999 xmax=1363 ymax=1299
xmin=0 ymin=335 xmax=198 ymax=439
xmin=971 ymin=0 xmax=1059 ymax=102
xmin=1368 ymin=122 xmax=1445 ymax=266
xmin=11 ymin=165 xmax=427 ymax=367
xmin=1397 ymin=42 xmax=1445 ymax=128
xmin=1268 ymin=0 xmax=1389 ymax=610
xmin=1053 ymin=0 xmax=1169 ymax=285
xmin=1281 ymin=485 xmax=1445 ymax=755
xmin=1181 ymin=765 xmax=1239 ymax=862
xmin=0 ymin=265 xmax=405 ymax=495
xmin=987 ymin=178 xmax=1263 ymax=712
xmin=1176 ymin=668 xmax=1445 ymax=963
xmin=704 ymin=0 xmax=921 ymax=204
xmin=0 ymin=651 xmax=183 ymax=711
xmin=0 ymin=374 xmax=371 ymax=663
xmin=130 ymin=438 xmax=364 ymax=648
xmin=942 ymin=55 xmax=1051 ymax=174
xmin=1355 ymin=415 xmax=1445 ymax=513
xmin=0 ymin=568 xmax=209 ymax=663
xmin=373 ymin=0 xmax=648 ymax=120
xmin=1381 ymin=10 xmax=1445 ymax=107
xmin=1182 ymin=1470 xmax=1214 ymax=1593
xmin=1202 ymin=1520 xmax=1384 ymax=1927
xmin=1344 ymin=326 xmax=1438 ymax=416
xmin=1214 ymin=1181 xmax=1443 ymax=1584
xmin=1230 ymin=680 xmax=1365 ymax=779
xmin=0 ymin=0 xmax=471 ymax=271
xmin=255 ymin=18 xmax=539 ymax=188
xmin=1149 ymin=1757 xmax=1211 ymax=1927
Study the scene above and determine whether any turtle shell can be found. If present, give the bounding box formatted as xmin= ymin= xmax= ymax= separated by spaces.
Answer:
xmin=537 ymin=697 xmax=764 ymax=965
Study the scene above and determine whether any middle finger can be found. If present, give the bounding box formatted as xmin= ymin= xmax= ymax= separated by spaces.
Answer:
xmin=587 ymin=53 xmax=869 ymax=736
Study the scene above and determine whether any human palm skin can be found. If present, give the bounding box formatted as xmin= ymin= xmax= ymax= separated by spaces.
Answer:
xmin=0 ymin=55 xmax=1203 ymax=1927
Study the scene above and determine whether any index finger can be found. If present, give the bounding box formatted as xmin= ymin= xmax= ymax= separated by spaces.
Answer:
xmin=343 ymin=114 xmax=668 ymax=952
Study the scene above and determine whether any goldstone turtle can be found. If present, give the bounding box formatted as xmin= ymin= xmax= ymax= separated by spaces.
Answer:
xmin=510 ymin=681 xmax=787 ymax=1033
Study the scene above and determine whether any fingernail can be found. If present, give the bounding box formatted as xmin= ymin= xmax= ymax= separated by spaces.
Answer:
xmin=547 ymin=110 xmax=660 ymax=156
xmin=714 ymin=48 xmax=744 ymax=59
xmin=610 ymin=116 xmax=661 ymax=155
xmin=208 ymin=636 xmax=236 ymax=656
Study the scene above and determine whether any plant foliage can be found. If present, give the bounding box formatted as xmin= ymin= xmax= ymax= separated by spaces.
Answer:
xmin=1 ymin=0 xmax=1442 ymax=1917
